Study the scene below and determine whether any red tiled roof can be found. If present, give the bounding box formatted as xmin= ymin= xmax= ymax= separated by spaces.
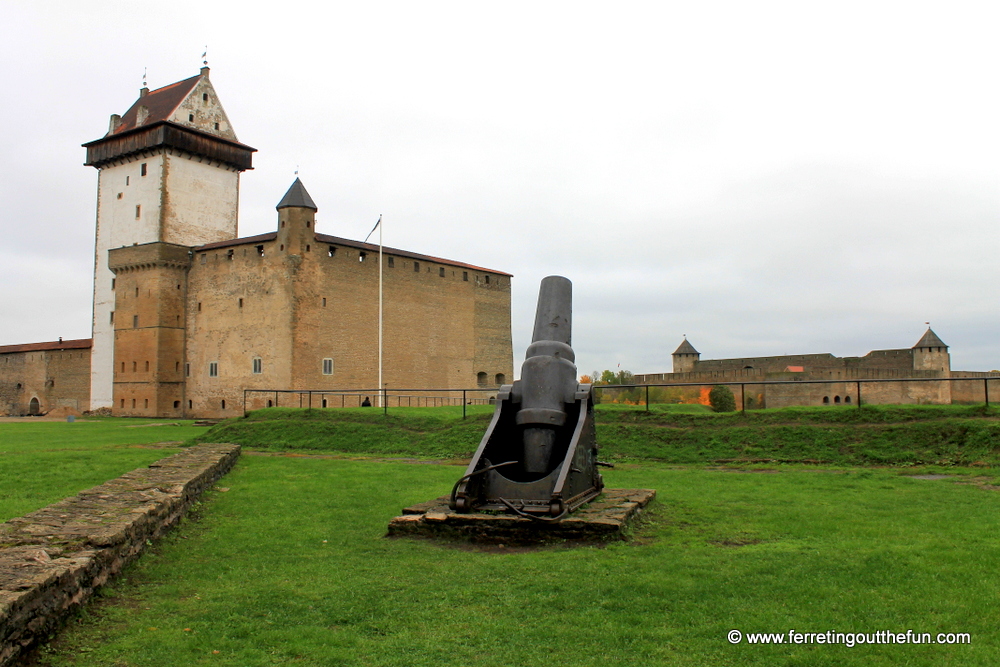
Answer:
xmin=194 ymin=232 xmax=511 ymax=276
xmin=0 ymin=339 xmax=92 ymax=354
xmin=112 ymin=75 xmax=200 ymax=135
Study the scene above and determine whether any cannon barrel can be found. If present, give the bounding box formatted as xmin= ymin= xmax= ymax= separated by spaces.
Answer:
xmin=516 ymin=276 xmax=578 ymax=474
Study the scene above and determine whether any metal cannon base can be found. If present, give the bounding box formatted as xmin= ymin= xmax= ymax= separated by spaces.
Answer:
xmin=450 ymin=383 xmax=603 ymax=520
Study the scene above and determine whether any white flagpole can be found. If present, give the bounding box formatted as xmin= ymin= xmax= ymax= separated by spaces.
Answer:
xmin=378 ymin=216 xmax=383 ymax=408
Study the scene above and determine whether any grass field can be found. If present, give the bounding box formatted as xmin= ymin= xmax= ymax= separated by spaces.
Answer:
xmin=0 ymin=418 xmax=201 ymax=521
xmin=3 ymin=410 xmax=999 ymax=666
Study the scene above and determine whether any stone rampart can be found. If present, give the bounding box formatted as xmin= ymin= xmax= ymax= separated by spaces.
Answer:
xmin=0 ymin=443 xmax=240 ymax=666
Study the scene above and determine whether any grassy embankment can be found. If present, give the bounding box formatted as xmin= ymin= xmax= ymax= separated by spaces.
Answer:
xmin=0 ymin=418 xmax=201 ymax=521
xmin=191 ymin=403 xmax=1000 ymax=467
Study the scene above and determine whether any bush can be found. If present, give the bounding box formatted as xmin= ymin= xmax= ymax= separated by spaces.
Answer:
xmin=709 ymin=385 xmax=737 ymax=412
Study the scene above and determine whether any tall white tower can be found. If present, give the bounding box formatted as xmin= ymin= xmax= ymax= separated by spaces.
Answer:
xmin=83 ymin=67 xmax=256 ymax=409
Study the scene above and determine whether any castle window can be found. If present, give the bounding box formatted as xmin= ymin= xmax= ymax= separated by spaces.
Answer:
xmin=463 ymin=271 xmax=468 ymax=281
xmin=133 ymin=315 xmax=138 ymax=328
xmin=322 ymin=358 xmax=333 ymax=375
xmin=188 ymin=400 xmax=192 ymax=409
xmin=239 ymin=298 xmax=243 ymax=308
xmin=388 ymin=257 xmax=394 ymax=268
xmin=132 ymin=399 xmax=136 ymax=409
xmin=214 ymin=122 xmax=220 ymax=130
xmin=414 ymin=262 xmax=420 ymax=272
xmin=281 ymin=220 xmax=285 ymax=228
xmin=133 ymin=361 xmax=137 ymax=372
xmin=328 ymin=246 xmax=336 ymax=257
xmin=121 ymin=399 xmax=125 ymax=408
xmin=495 ymin=373 xmax=506 ymax=385
xmin=110 ymin=311 xmax=115 ymax=324
xmin=280 ymin=244 xmax=284 ymax=251
xmin=845 ymin=396 xmax=852 ymax=404
xmin=198 ymin=302 xmax=202 ymax=312
xmin=257 ymin=245 xmax=265 ymax=256
xmin=439 ymin=267 xmax=445 ymax=277
xmin=140 ymin=163 xmax=147 ymax=176
xmin=126 ymin=176 xmax=130 ymax=186
xmin=135 ymin=286 xmax=139 ymax=297
xmin=174 ymin=401 xmax=180 ymax=409
xmin=306 ymin=244 xmax=310 ymax=252
xmin=209 ymin=362 xmax=219 ymax=378
xmin=175 ymin=361 xmax=180 ymax=372
xmin=145 ymin=361 xmax=149 ymax=372
xmin=306 ymin=221 xmax=310 ymax=228
xmin=117 ymin=193 xmax=122 ymax=199
xmin=112 ymin=278 xmax=116 ymax=290
xmin=477 ymin=372 xmax=488 ymax=386
xmin=227 ymin=249 xmax=234 ymax=260
xmin=185 ymin=363 xmax=190 ymax=377
xmin=359 ymin=252 xmax=367 ymax=262
xmin=252 ymin=357 xmax=262 ymax=374
xmin=485 ymin=275 xmax=490 ymax=284
xmin=189 ymin=114 xmax=194 ymax=122
xmin=267 ymin=400 xmax=273 ymax=407
xmin=144 ymin=399 xmax=149 ymax=408
xmin=822 ymin=396 xmax=830 ymax=404
xmin=176 ymin=315 xmax=180 ymax=325
xmin=834 ymin=396 xmax=841 ymax=404
xmin=221 ymin=400 xmax=226 ymax=410
xmin=322 ymin=297 xmax=327 ymax=307
xmin=135 ymin=205 xmax=141 ymax=219
xmin=203 ymin=93 xmax=208 ymax=102
xmin=121 ymin=361 xmax=125 ymax=372
xmin=200 ymin=254 xmax=207 ymax=264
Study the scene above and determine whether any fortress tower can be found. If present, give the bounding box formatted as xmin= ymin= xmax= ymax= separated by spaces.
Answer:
xmin=83 ymin=68 xmax=256 ymax=409
xmin=672 ymin=338 xmax=700 ymax=373
xmin=912 ymin=328 xmax=950 ymax=373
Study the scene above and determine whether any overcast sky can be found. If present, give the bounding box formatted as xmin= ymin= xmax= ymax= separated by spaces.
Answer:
xmin=2 ymin=1 xmax=998 ymax=377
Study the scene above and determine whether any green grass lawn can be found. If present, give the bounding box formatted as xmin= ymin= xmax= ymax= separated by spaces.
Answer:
xmin=0 ymin=418 xmax=201 ymax=520
xmin=31 ymin=458 xmax=1000 ymax=666
xmin=4 ymin=412 xmax=1000 ymax=666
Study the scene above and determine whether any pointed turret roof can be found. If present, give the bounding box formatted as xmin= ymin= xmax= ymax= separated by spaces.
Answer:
xmin=276 ymin=178 xmax=317 ymax=211
xmin=673 ymin=338 xmax=699 ymax=355
xmin=913 ymin=328 xmax=947 ymax=349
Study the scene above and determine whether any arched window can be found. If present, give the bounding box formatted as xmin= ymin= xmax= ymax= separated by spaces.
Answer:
xmin=477 ymin=372 xmax=488 ymax=386
xmin=221 ymin=399 xmax=226 ymax=410
xmin=844 ymin=396 xmax=852 ymax=404
xmin=834 ymin=396 xmax=841 ymax=404
xmin=822 ymin=396 xmax=830 ymax=404
xmin=28 ymin=397 xmax=40 ymax=415
xmin=495 ymin=373 xmax=506 ymax=385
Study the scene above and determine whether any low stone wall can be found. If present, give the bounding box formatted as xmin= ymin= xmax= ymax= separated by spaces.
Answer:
xmin=0 ymin=443 xmax=240 ymax=666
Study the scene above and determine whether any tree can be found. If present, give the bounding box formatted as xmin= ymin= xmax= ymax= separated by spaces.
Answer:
xmin=708 ymin=385 xmax=737 ymax=412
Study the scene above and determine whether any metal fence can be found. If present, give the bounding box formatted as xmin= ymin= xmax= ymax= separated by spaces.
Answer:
xmin=243 ymin=387 xmax=503 ymax=418
xmin=244 ymin=375 xmax=999 ymax=418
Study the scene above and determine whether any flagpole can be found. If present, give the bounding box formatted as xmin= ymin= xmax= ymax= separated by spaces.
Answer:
xmin=378 ymin=216 xmax=383 ymax=408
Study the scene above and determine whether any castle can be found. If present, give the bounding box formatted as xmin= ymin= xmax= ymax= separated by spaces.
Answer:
xmin=635 ymin=330 xmax=998 ymax=408
xmin=0 ymin=68 xmax=513 ymax=418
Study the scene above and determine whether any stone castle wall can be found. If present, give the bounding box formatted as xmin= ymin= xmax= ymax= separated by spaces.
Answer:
xmin=0 ymin=343 xmax=91 ymax=416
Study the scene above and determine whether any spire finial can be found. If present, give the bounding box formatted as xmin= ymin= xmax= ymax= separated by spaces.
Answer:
xmin=294 ymin=165 xmax=299 ymax=176
xmin=202 ymin=46 xmax=208 ymax=68
xmin=142 ymin=67 xmax=147 ymax=89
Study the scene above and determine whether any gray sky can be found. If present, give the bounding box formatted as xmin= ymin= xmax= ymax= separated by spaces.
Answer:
xmin=2 ymin=1 xmax=998 ymax=377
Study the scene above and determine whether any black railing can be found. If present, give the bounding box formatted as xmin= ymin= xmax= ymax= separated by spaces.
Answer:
xmin=243 ymin=387 xmax=502 ymax=418
xmin=244 ymin=375 xmax=999 ymax=418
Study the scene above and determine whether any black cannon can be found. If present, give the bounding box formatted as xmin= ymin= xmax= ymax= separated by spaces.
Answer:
xmin=451 ymin=276 xmax=603 ymax=520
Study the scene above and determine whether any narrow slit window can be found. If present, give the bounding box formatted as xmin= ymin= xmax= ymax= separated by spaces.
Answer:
xmin=140 ymin=163 xmax=147 ymax=176
xmin=135 ymin=205 xmax=141 ymax=219
xmin=209 ymin=362 xmax=219 ymax=378
xmin=227 ymin=249 xmax=234 ymax=260
xmin=252 ymin=357 xmax=262 ymax=374
xmin=322 ymin=358 xmax=333 ymax=375
xmin=133 ymin=315 xmax=138 ymax=328
xmin=109 ymin=311 xmax=115 ymax=324
xmin=463 ymin=271 xmax=468 ymax=281
xmin=188 ymin=113 xmax=194 ymax=122
xmin=257 ymin=245 xmax=265 ymax=256
xmin=388 ymin=257 xmax=394 ymax=268
xmin=414 ymin=261 xmax=420 ymax=272
xmin=439 ymin=267 xmax=445 ymax=277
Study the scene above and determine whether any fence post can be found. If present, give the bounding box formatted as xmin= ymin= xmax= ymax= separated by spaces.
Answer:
xmin=243 ymin=389 xmax=247 ymax=417
xmin=741 ymin=383 xmax=745 ymax=413
xmin=985 ymin=378 xmax=990 ymax=408
xmin=383 ymin=386 xmax=388 ymax=416
xmin=308 ymin=391 xmax=312 ymax=410
xmin=857 ymin=381 xmax=862 ymax=410
xmin=645 ymin=385 xmax=650 ymax=412
xmin=463 ymin=390 xmax=467 ymax=419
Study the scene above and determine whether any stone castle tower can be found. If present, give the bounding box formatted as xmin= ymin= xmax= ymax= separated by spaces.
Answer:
xmin=83 ymin=68 xmax=256 ymax=409
xmin=912 ymin=328 xmax=950 ymax=373
xmin=671 ymin=338 xmax=700 ymax=373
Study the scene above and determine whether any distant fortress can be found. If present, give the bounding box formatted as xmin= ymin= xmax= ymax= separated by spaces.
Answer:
xmin=636 ymin=329 xmax=1000 ymax=408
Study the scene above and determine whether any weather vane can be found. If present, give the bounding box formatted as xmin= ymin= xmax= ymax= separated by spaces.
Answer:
xmin=142 ymin=67 xmax=147 ymax=89
xmin=202 ymin=46 xmax=208 ymax=67
xmin=294 ymin=165 xmax=299 ymax=176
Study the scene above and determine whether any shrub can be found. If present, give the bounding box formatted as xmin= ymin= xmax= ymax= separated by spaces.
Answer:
xmin=709 ymin=385 xmax=737 ymax=412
